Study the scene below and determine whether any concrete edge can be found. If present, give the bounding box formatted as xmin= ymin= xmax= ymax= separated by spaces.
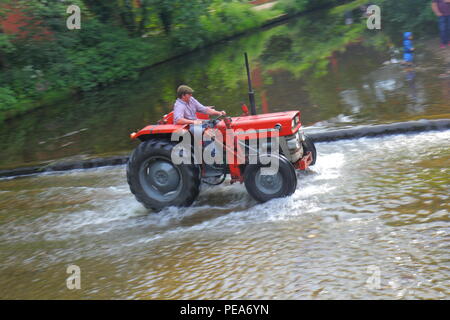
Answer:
xmin=308 ymin=119 xmax=450 ymax=142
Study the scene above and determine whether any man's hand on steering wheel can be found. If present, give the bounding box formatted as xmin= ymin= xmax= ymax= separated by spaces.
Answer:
xmin=205 ymin=111 xmax=226 ymax=128
xmin=215 ymin=111 xmax=226 ymax=120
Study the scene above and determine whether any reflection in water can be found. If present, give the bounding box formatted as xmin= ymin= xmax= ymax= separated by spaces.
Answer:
xmin=0 ymin=131 xmax=448 ymax=299
xmin=403 ymin=68 xmax=426 ymax=114
xmin=340 ymin=89 xmax=362 ymax=114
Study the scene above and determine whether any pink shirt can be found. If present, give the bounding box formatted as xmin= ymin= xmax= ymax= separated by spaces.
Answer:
xmin=173 ymin=97 xmax=210 ymax=124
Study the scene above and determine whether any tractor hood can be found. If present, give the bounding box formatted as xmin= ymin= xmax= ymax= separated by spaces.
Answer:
xmin=226 ymin=111 xmax=301 ymax=136
xmin=130 ymin=110 xmax=302 ymax=140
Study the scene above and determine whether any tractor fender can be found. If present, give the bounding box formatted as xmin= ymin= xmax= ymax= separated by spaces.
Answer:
xmin=130 ymin=124 xmax=188 ymax=141
xmin=134 ymin=133 xmax=203 ymax=179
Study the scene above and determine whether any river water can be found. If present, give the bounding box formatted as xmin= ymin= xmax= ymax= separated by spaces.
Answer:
xmin=0 ymin=10 xmax=449 ymax=299
xmin=0 ymin=130 xmax=448 ymax=299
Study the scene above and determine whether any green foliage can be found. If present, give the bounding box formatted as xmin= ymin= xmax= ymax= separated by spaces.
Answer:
xmin=331 ymin=0 xmax=436 ymax=39
xmin=260 ymin=9 xmax=366 ymax=79
xmin=198 ymin=2 xmax=278 ymax=45
xmin=0 ymin=87 xmax=17 ymax=111
xmin=0 ymin=34 xmax=15 ymax=54
xmin=63 ymin=23 xmax=156 ymax=91
xmin=275 ymin=0 xmax=342 ymax=15
xmin=165 ymin=0 xmax=209 ymax=50
xmin=330 ymin=0 xmax=369 ymax=15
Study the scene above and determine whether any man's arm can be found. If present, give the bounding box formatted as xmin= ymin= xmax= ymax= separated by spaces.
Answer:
xmin=432 ymin=1 xmax=442 ymax=16
xmin=192 ymin=97 xmax=226 ymax=117
xmin=176 ymin=118 xmax=203 ymax=125
xmin=175 ymin=110 xmax=225 ymax=124
xmin=205 ymin=108 xmax=226 ymax=117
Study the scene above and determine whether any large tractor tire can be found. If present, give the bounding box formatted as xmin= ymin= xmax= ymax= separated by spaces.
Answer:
xmin=302 ymin=135 xmax=317 ymax=166
xmin=126 ymin=139 xmax=200 ymax=211
xmin=244 ymin=154 xmax=297 ymax=203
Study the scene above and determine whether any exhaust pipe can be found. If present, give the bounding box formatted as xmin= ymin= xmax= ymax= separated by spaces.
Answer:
xmin=244 ymin=52 xmax=257 ymax=116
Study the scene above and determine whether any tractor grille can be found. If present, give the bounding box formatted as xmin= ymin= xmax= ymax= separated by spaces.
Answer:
xmin=284 ymin=131 xmax=304 ymax=163
xmin=239 ymin=131 xmax=304 ymax=164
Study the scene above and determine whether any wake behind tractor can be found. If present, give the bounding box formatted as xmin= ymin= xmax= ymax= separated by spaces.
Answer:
xmin=126 ymin=54 xmax=317 ymax=211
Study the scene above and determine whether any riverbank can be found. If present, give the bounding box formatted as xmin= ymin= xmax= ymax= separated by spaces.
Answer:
xmin=1 ymin=0 xmax=348 ymax=124
xmin=0 ymin=1 xmax=284 ymax=123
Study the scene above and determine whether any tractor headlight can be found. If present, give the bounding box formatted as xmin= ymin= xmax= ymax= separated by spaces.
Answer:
xmin=291 ymin=114 xmax=300 ymax=130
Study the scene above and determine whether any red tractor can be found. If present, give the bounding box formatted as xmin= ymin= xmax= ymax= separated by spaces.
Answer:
xmin=126 ymin=54 xmax=317 ymax=211
xmin=127 ymin=108 xmax=316 ymax=211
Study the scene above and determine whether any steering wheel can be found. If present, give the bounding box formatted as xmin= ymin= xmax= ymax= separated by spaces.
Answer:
xmin=206 ymin=114 xmax=227 ymax=128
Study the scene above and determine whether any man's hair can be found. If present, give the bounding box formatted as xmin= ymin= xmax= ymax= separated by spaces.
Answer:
xmin=177 ymin=85 xmax=194 ymax=98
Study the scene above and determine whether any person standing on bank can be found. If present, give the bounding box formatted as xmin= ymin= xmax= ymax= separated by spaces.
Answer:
xmin=173 ymin=85 xmax=226 ymax=125
xmin=432 ymin=0 xmax=450 ymax=48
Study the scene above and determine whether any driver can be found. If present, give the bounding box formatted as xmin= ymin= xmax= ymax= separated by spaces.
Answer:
xmin=173 ymin=85 xmax=226 ymax=125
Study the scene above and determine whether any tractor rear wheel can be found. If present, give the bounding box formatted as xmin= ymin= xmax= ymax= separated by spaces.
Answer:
xmin=127 ymin=139 xmax=200 ymax=211
xmin=244 ymin=154 xmax=297 ymax=203
xmin=302 ymin=135 xmax=317 ymax=166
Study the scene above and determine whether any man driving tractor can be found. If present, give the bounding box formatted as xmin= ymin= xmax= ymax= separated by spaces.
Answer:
xmin=173 ymin=85 xmax=227 ymax=162
xmin=173 ymin=85 xmax=226 ymax=125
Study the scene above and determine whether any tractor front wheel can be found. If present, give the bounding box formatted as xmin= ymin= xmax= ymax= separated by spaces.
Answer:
xmin=302 ymin=135 xmax=317 ymax=166
xmin=244 ymin=154 xmax=297 ymax=203
xmin=127 ymin=139 xmax=200 ymax=211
